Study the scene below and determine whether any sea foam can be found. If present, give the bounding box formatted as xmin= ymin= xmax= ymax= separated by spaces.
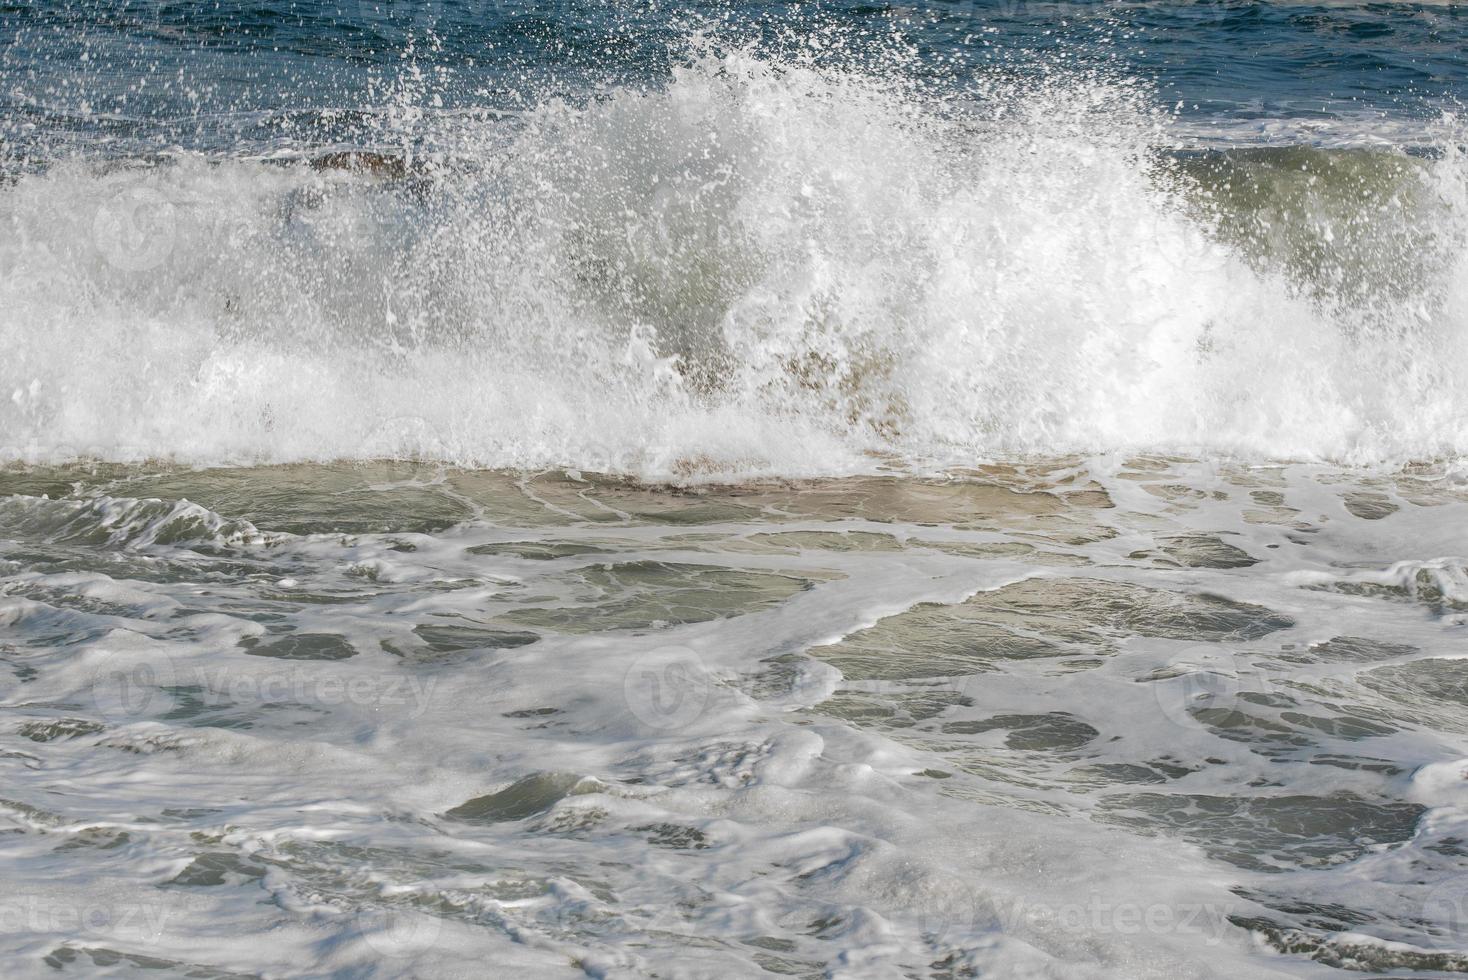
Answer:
xmin=2 ymin=41 xmax=1465 ymax=477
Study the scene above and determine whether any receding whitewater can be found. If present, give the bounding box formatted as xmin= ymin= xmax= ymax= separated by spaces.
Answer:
xmin=5 ymin=2 xmax=1468 ymax=977
xmin=1 ymin=460 xmax=1466 ymax=977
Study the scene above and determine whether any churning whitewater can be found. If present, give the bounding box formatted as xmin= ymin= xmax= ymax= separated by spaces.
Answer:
xmin=3 ymin=40 xmax=1467 ymax=476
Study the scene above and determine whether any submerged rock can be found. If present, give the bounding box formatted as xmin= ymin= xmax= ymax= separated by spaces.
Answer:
xmin=445 ymin=772 xmax=602 ymax=823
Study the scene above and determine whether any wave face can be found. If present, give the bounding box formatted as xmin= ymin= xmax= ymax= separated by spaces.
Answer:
xmin=2 ymin=39 xmax=1468 ymax=475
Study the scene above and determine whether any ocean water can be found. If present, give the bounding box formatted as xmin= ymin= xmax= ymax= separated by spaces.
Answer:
xmin=2 ymin=2 xmax=1468 ymax=978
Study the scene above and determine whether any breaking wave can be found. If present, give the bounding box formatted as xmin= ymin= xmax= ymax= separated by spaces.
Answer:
xmin=2 ymin=39 xmax=1466 ymax=477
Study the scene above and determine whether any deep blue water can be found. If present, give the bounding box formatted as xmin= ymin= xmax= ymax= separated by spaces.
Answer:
xmin=3 ymin=0 xmax=1467 ymax=160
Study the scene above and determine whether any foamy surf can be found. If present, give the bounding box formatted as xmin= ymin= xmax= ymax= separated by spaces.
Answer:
xmin=3 ymin=41 xmax=1466 ymax=478
xmin=1 ymin=459 xmax=1467 ymax=978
